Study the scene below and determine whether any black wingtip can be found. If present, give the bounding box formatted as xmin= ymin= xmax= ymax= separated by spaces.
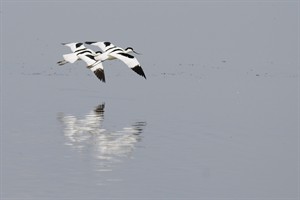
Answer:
xmin=132 ymin=65 xmax=146 ymax=79
xmin=85 ymin=41 xmax=97 ymax=45
xmin=94 ymin=69 xmax=106 ymax=83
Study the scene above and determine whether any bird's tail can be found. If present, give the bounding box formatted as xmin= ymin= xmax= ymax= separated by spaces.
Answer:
xmin=63 ymin=53 xmax=79 ymax=63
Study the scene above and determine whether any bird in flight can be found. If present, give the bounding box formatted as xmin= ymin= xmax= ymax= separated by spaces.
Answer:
xmin=85 ymin=41 xmax=146 ymax=79
xmin=58 ymin=41 xmax=146 ymax=82
xmin=58 ymin=42 xmax=105 ymax=82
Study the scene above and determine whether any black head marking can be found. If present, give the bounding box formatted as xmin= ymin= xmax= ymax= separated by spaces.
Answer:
xmin=104 ymin=42 xmax=111 ymax=47
xmin=76 ymin=43 xmax=83 ymax=48
xmin=125 ymin=47 xmax=133 ymax=51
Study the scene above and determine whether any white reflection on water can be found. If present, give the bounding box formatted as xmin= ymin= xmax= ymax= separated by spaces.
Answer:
xmin=58 ymin=103 xmax=146 ymax=171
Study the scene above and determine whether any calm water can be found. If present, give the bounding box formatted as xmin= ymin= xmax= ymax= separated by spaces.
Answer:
xmin=2 ymin=62 xmax=298 ymax=199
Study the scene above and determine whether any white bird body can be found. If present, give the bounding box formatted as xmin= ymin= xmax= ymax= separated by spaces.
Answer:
xmin=85 ymin=41 xmax=146 ymax=79
xmin=62 ymin=52 xmax=79 ymax=63
xmin=58 ymin=42 xmax=105 ymax=82
xmin=58 ymin=42 xmax=98 ymax=65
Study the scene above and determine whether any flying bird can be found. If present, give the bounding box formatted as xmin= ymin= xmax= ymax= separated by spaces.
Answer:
xmin=57 ymin=42 xmax=99 ymax=65
xmin=85 ymin=41 xmax=146 ymax=79
xmin=58 ymin=42 xmax=105 ymax=82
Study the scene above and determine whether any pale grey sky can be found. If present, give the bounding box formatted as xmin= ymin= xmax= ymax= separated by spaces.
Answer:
xmin=1 ymin=1 xmax=298 ymax=74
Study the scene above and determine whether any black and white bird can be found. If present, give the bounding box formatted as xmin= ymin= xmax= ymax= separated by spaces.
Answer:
xmin=85 ymin=41 xmax=146 ymax=79
xmin=58 ymin=42 xmax=105 ymax=82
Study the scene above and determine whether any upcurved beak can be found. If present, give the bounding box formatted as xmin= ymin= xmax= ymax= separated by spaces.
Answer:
xmin=133 ymin=50 xmax=142 ymax=55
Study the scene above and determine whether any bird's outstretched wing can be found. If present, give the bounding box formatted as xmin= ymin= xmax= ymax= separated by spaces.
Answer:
xmin=77 ymin=53 xmax=105 ymax=82
xmin=58 ymin=43 xmax=86 ymax=65
xmin=90 ymin=62 xmax=106 ymax=83
xmin=62 ymin=42 xmax=85 ymax=52
xmin=110 ymin=52 xmax=146 ymax=79
xmin=85 ymin=41 xmax=115 ymax=52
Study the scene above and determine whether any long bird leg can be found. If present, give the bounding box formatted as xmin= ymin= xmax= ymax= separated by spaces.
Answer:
xmin=57 ymin=60 xmax=68 ymax=66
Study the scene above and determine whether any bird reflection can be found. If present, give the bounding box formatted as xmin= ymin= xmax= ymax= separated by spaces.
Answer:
xmin=58 ymin=103 xmax=146 ymax=171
